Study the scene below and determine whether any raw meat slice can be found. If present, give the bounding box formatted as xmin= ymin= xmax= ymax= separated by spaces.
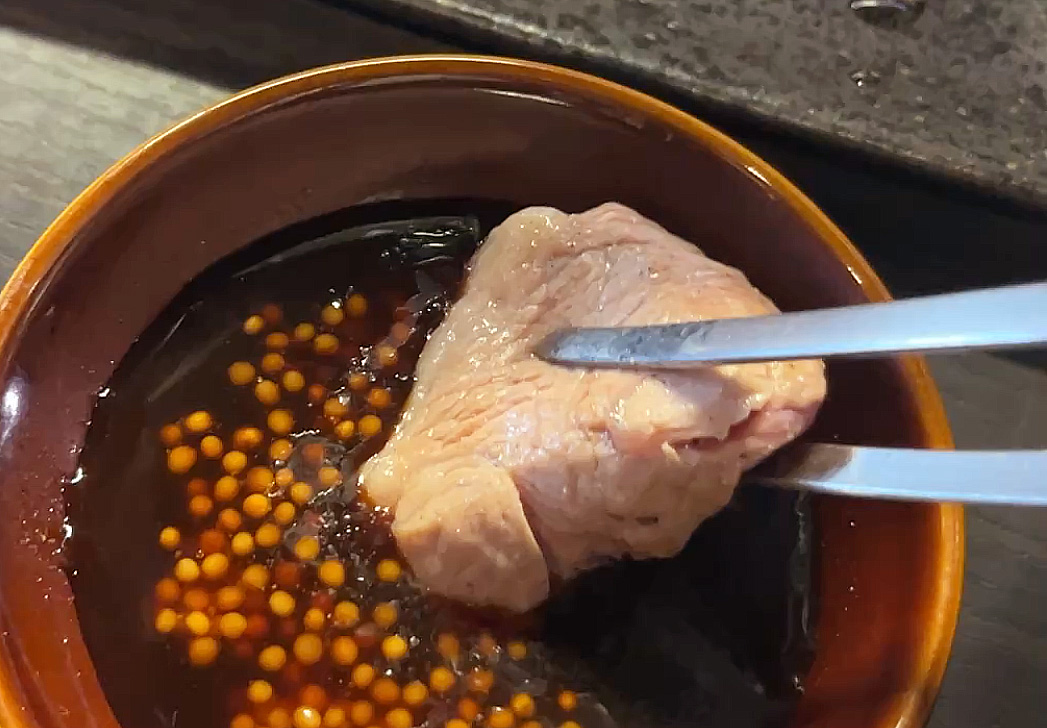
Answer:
xmin=359 ymin=203 xmax=826 ymax=611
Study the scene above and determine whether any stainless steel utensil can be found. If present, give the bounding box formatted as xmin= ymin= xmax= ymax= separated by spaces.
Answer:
xmin=536 ymin=281 xmax=1047 ymax=368
xmin=535 ymin=281 xmax=1047 ymax=506
xmin=749 ymin=444 xmax=1047 ymax=505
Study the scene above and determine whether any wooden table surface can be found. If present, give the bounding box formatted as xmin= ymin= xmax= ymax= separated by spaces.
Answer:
xmin=2 ymin=1 xmax=1046 ymax=726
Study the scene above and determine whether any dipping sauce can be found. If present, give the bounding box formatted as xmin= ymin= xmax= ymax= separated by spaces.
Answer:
xmin=64 ymin=200 xmax=815 ymax=728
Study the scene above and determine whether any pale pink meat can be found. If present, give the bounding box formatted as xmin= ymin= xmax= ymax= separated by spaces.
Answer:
xmin=359 ymin=203 xmax=826 ymax=612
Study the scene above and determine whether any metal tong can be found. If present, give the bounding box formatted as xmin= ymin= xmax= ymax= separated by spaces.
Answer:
xmin=536 ymin=281 xmax=1047 ymax=505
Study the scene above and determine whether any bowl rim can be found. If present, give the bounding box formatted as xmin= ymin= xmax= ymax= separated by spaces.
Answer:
xmin=0 ymin=54 xmax=963 ymax=728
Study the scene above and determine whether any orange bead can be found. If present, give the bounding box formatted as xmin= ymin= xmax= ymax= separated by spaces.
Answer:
xmin=429 ymin=666 xmax=455 ymax=694
xmin=477 ymin=633 xmax=498 ymax=657
xmin=372 ymin=602 xmax=397 ymax=629
xmin=349 ymin=701 xmax=374 ymax=727
xmin=380 ymin=635 xmax=408 ymax=661
xmin=167 ymin=445 xmax=197 ymax=474
xmin=228 ymin=361 xmax=256 ymax=385
xmin=268 ymin=409 xmax=294 ymax=436
xmin=259 ymin=645 xmax=287 ymax=672
xmin=184 ymin=410 xmax=213 ymax=433
xmin=509 ymin=694 xmax=535 ymax=719
xmin=557 ymin=692 xmax=577 ymax=712
xmin=158 ymin=526 xmax=181 ymax=550
xmin=330 ymin=636 xmax=359 ymax=666
xmin=334 ymin=420 xmax=356 ymax=440
xmin=214 ymin=475 xmax=240 ymax=502
xmin=333 ymin=601 xmax=360 ymax=627
xmin=283 ymin=370 xmax=306 ymax=393
xmin=269 ymin=590 xmax=296 ymax=617
xmin=222 ymin=450 xmax=248 ymax=475
xmin=159 ymin=424 xmax=182 ymax=447
xmin=219 ymin=612 xmax=248 ymax=639
xmin=346 ymin=294 xmax=367 ymax=318
xmin=261 ymin=304 xmax=283 ymax=324
xmin=262 ymin=352 xmax=286 ymax=374
xmin=308 ymin=384 xmax=328 ymax=404
xmin=189 ymin=494 xmax=213 ymax=518
xmin=232 ymin=715 xmax=255 ymax=728
xmin=466 ymin=669 xmax=494 ymax=694
xmin=183 ymin=587 xmax=210 ymax=612
xmin=323 ymin=398 xmax=347 ymax=419
xmin=348 ymin=373 xmax=369 ymax=393
xmin=446 ymin=721 xmax=469 ymax=728
xmin=390 ymin=322 xmax=411 ymax=344
xmin=248 ymin=679 xmax=274 ymax=704
xmin=313 ymin=334 xmax=339 ymax=355
xmin=290 ymin=482 xmax=314 ymax=505
xmin=246 ymin=466 xmax=275 ymax=492
xmin=384 ymin=708 xmax=411 ymax=728
xmin=266 ymin=332 xmax=290 ymax=350
xmin=375 ymin=559 xmax=401 ymax=583
xmin=367 ymin=388 xmax=392 ymax=409
xmin=303 ymin=607 xmax=326 ymax=632
xmin=487 ymin=707 xmax=514 ymax=728
xmin=275 ymin=560 xmax=302 ymax=588
xmin=301 ymin=442 xmax=326 ymax=466
xmin=174 ymin=558 xmax=200 ymax=583
xmin=199 ymin=528 xmax=226 ymax=554
xmin=233 ymin=426 xmax=264 ymax=451
xmin=375 ymin=345 xmax=398 ymax=369
xmin=293 ymin=322 xmax=317 ymax=342
xmin=241 ymin=564 xmax=269 ymax=590
xmin=188 ymin=637 xmax=219 ymax=666
xmin=155 ymin=577 xmax=180 ymax=603
xmin=243 ymin=315 xmax=265 ymax=334
xmin=216 ymin=585 xmax=245 ymax=611
xmin=370 ymin=678 xmax=400 ymax=706
xmin=402 ymin=682 xmax=428 ymax=707
xmin=231 ymin=531 xmax=255 ymax=556
xmin=321 ymin=304 xmax=345 ymax=326
xmin=295 ymin=707 xmax=322 ymax=728
xmin=318 ymin=466 xmax=342 ymax=488
xmin=358 ymin=415 xmax=382 ymax=438
xmin=185 ymin=610 xmax=210 ymax=636
xmin=293 ymin=633 xmax=324 ymax=665
xmin=217 ymin=508 xmax=243 ymax=532
xmin=243 ymin=493 xmax=271 ymax=519
xmin=437 ymin=633 xmax=460 ymax=660
xmin=300 ymin=685 xmax=329 ymax=710
xmin=318 ymin=560 xmax=345 ymax=588
xmin=324 ymin=707 xmax=347 ymax=728
xmin=186 ymin=477 xmax=209 ymax=496
xmin=255 ymin=380 xmax=281 ymax=406
xmin=270 ymin=438 xmax=294 ymax=461
xmin=154 ymin=608 xmax=177 ymax=634
xmin=201 ymin=552 xmax=230 ymax=580
xmin=270 ymin=709 xmax=293 ymax=728
xmin=350 ymin=663 xmax=375 ymax=689
xmin=274 ymin=501 xmax=296 ymax=525
xmin=200 ymin=435 xmax=224 ymax=459
xmin=294 ymin=536 xmax=321 ymax=561
xmin=457 ymin=698 xmax=480 ymax=722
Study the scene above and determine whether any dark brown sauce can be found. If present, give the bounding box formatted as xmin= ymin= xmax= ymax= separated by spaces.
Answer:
xmin=64 ymin=200 xmax=815 ymax=728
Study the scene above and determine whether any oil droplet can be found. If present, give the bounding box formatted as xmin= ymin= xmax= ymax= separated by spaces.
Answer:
xmin=850 ymin=70 xmax=882 ymax=88
xmin=849 ymin=0 xmax=926 ymax=28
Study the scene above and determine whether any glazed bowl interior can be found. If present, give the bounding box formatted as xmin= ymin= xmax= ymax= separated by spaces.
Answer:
xmin=0 ymin=56 xmax=960 ymax=728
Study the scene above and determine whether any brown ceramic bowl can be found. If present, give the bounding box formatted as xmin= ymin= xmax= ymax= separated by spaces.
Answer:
xmin=0 ymin=56 xmax=961 ymax=728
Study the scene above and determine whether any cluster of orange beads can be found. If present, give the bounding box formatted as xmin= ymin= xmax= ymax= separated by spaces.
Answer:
xmin=151 ymin=293 xmax=596 ymax=728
